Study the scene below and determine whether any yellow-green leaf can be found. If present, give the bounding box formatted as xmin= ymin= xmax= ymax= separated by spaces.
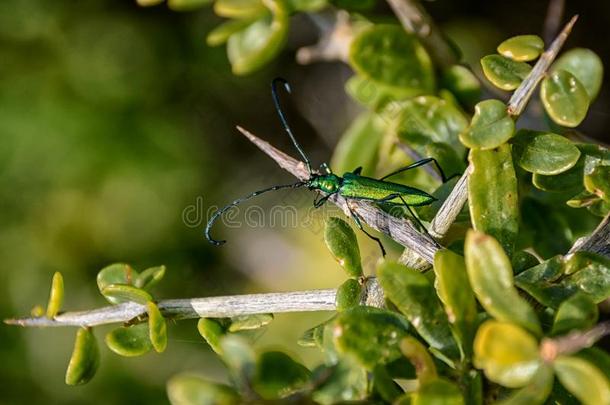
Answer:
xmin=65 ymin=328 xmax=100 ymax=385
xmin=105 ymin=324 xmax=152 ymax=357
xmin=541 ymin=69 xmax=590 ymax=127
xmin=511 ymin=130 xmax=581 ymax=175
xmin=206 ymin=19 xmax=254 ymax=47
xmin=197 ymin=318 xmax=225 ymax=355
xmin=214 ymin=0 xmax=266 ymax=19
xmin=101 ymin=284 xmax=153 ymax=304
xmin=473 ymin=321 xmax=540 ymax=388
xmin=167 ymin=374 xmax=239 ymax=405
xmin=167 ymin=0 xmax=213 ymax=11
xmin=465 ymin=231 xmax=541 ymax=335
xmin=554 ymin=356 xmax=610 ymax=405
xmin=400 ymin=336 xmax=437 ymax=384
xmin=135 ymin=265 xmax=166 ymax=290
xmin=46 ymin=271 xmax=64 ymax=318
xmin=97 ymin=263 xmax=138 ymax=304
xmin=460 ymin=99 xmax=515 ymax=150
xmin=335 ymin=278 xmax=362 ymax=311
xmin=551 ymin=292 xmax=598 ymax=336
xmin=324 ymin=217 xmax=362 ymax=278
xmin=228 ymin=314 xmax=273 ymax=332
xmin=553 ymin=48 xmax=603 ymax=100
xmin=496 ymin=364 xmax=554 ymax=405
xmin=584 ymin=163 xmax=610 ymax=202
xmin=413 ymin=378 xmax=465 ymax=405
xmin=497 ymin=35 xmax=544 ymax=62
xmin=147 ymin=301 xmax=167 ymax=353
xmin=481 ymin=55 xmax=532 ymax=90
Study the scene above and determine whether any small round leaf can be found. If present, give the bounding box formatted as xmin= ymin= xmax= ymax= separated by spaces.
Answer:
xmin=584 ymin=164 xmax=610 ymax=202
xmin=97 ymin=263 xmax=138 ymax=304
xmin=324 ymin=217 xmax=363 ymax=278
xmin=206 ymin=19 xmax=254 ymax=47
xmin=496 ymin=364 xmax=554 ymax=405
xmin=481 ymin=55 xmax=532 ymax=90
xmin=541 ymin=69 xmax=590 ymax=127
xmin=65 ymin=328 xmax=100 ymax=385
xmin=497 ymin=35 xmax=544 ymax=62
xmin=553 ymin=48 xmax=603 ymax=100
xmin=512 ymin=130 xmax=581 ymax=175
xmin=135 ymin=265 xmax=166 ymax=290
xmin=197 ymin=318 xmax=225 ymax=355
xmin=473 ymin=321 xmax=540 ymax=388
xmin=214 ymin=0 xmax=266 ymax=19
xmin=101 ymin=284 xmax=153 ymax=304
xmin=147 ymin=301 xmax=167 ymax=353
xmin=335 ymin=278 xmax=362 ymax=311
xmin=460 ymin=99 xmax=515 ymax=149
xmin=252 ymin=351 xmax=311 ymax=399
xmin=167 ymin=374 xmax=239 ymax=405
xmin=228 ymin=314 xmax=273 ymax=332
xmin=551 ymin=292 xmax=598 ymax=336
xmin=105 ymin=324 xmax=152 ymax=357
xmin=554 ymin=356 xmax=610 ymax=405
xmin=46 ymin=272 xmax=64 ymax=319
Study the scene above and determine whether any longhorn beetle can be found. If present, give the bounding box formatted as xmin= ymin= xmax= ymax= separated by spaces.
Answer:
xmin=205 ymin=78 xmax=448 ymax=256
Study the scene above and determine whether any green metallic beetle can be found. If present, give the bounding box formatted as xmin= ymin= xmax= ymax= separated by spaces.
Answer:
xmin=205 ymin=78 xmax=446 ymax=255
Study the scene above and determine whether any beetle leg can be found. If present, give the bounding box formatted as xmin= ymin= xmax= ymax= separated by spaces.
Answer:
xmin=346 ymin=204 xmax=386 ymax=257
xmin=380 ymin=157 xmax=450 ymax=183
xmin=314 ymin=194 xmax=332 ymax=208
xmin=398 ymin=196 xmax=436 ymax=242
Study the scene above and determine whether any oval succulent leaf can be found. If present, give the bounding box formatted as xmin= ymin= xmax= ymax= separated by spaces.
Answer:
xmin=349 ymin=24 xmax=435 ymax=93
xmin=252 ymin=351 xmax=311 ymax=400
xmin=413 ymin=379 xmax=465 ymax=405
xmin=541 ymin=69 xmax=590 ymax=127
xmin=460 ymin=99 xmax=515 ymax=150
xmin=511 ymin=130 xmax=581 ymax=175
xmin=167 ymin=374 xmax=239 ymax=405
xmin=584 ymin=164 xmax=610 ymax=202
xmin=324 ymin=217 xmax=363 ymax=278
xmin=97 ymin=263 xmax=138 ymax=304
xmin=214 ymin=0 xmax=266 ymax=19
xmin=335 ymin=278 xmax=362 ymax=311
xmin=206 ymin=18 xmax=254 ymax=47
xmin=497 ymin=35 xmax=544 ymax=62
xmin=197 ymin=318 xmax=225 ymax=355
xmin=400 ymin=336 xmax=437 ymax=384
xmin=105 ymin=324 xmax=153 ymax=357
xmin=553 ymin=48 xmax=603 ymax=100
xmin=65 ymin=327 xmax=100 ymax=386
xmin=473 ymin=321 xmax=540 ymax=388
xmin=551 ymin=292 xmax=598 ymax=336
xmin=228 ymin=314 xmax=273 ymax=332
xmin=101 ymin=284 xmax=153 ymax=304
xmin=481 ymin=55 xmax=532 ymax=90
xmin=147 ymin=301 xmax=167 ymax=353
xmin=167 ymin=0 xmax=214 ymax=11
xmin=46 ymin=271 xmax=64 ymax=319
xmin=135 ymin=265 xmax=166 ymax=290
xmin=496 ymin=364 xmax=554 ymax=405
xmin=465 ymin=231 xmax=541 ymax=335
xmin=554 ymin=356 xmax=610 ymax=405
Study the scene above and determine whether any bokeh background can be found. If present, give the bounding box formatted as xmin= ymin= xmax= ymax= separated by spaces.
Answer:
xmin=1 ymin=1 xmax=609 ymax=403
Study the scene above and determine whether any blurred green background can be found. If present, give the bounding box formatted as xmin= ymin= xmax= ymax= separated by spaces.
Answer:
xmin=1 ymin=0 xmax=609 ymax=403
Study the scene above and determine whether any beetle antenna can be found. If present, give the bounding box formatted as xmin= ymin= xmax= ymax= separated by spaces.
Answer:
xmin=205 ymin=181 xmax=306 ymax=245
xmin=271 ymin=78 xmax=313 ymax=174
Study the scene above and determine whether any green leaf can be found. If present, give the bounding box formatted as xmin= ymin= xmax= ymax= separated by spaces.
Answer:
xmin=496 ymin=365 xmax=554 ymax=405
xmin=197 ymin=318 xmax=225 ymax=354
xmin=468 ymin=145 xmax=519 ymax=255
xmin=576 ymin=348 xmax=610 ymax=381
xmin=345 ymin=75 xmax=415 ymax=110
xmin=65 ymin=328 xmax=100 ymax=385
xmin=378 ymin=261 xmax=458 ymax=357
xmin=511 ymin=130 xmax=581 ymax=175
xmin=228 ymin=314 xmax=273 ymax=332
xmin=101 ymin=284 xmax=153 ymax=304
xmin=481 ymin=55 xmax=532 ymax=90
xmin=310 ymin=359 xmax=368 ymax=404
xmin=349 ymin=24 xmax=435 ymax=93
xmin=214 ymin=0 xmax=266 ymax=19
xmin=220 ymin=335 xmax=256 ymax=379
xmin=532 ymin=152 xmax=586 ymax=193
xmin=511 ymin=251 xmax=540 ymax=275
xmin=97 ymin=263 xmax=138 ymax=304
xmin=105 ymin=324 xmax=153 ymax=357
xmin=541 ymin=69 xmax=590 ymax=127
xmin=207 ymin=19 xmax=255 ymax=47
xmin=413 ymin=378 xmax=465 ymax=405
xmin=372 ymin=365 xmax=403 ymax=403
xmin=335 ymin=278 xmax=362 ymax=311
xmin=297 ymin=317 xmax=333 ymax=348
xmin=434 ymin=249 xmax=477 ymax=358
xmin=135 ymin=265 xmax=166 ymax=290
xmin=252 ymin=351 xmax=311 ymax=399
xmin=425 ymin=142 xmax=467 ymax=180
xmin=460 ymin=99 xmax=515 ymax=150
xmin=46 ymin=271 xmax=64 ymax=318
xmin=441 ymin=64 xmax=481 ymax=108
xmin=287 ymin=0 xmax=326 ymax=12
xmin=551 ymin=292 xmax=598 ymax=335
xmin=324 ymin=217 xmax=363 ymax=278
xmin=473 ymin=321 xmax=540 ymax=388
xmin=167 ymin=0 xmax=214 ymax=11
xmin=497 ymin=35 xmax=544 ymax=62
xmin=393 ymin=96 xmax=468 ymax=154
xmin=553 ymin=48 xmax=603 ymax=100
xmin=167 ymin=374 xmax=239 ymax=405
xmin=400 ymin=336 xmax=437 ymax=383
xmin=554 ymin=356 xmax=610 ymax=405
xmin=227 ymin=0 xmax=288 ymax=75
xmin=584 ymin=163 xmax=610 ymax=202
xmin=333 ymin=307 xmax=410 ymax=369
xmin=331 ymin=112 xmax=384 ymax=176
xmin=147 ymin=301 xmax=167 ymax=353
xmin=465 ymin=231 xmax=541 ymax=335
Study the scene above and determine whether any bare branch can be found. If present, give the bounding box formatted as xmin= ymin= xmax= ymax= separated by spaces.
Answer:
xmin=237 ymin=126 xmax=441 ymax=263
xmin=540 ymin=320 xmax=610 ymax=362
xmin=297 ymin=11 xmax=353 ymax=65
xmin=568 ymin=213 xmax=610 ymax=258
xmin=507 ymin=15 xmax=578 ymax=117
xmin=430 ymin=166 xmax=471 ymax=239
xmin=386 ymin=0 xmax=457 ymax=68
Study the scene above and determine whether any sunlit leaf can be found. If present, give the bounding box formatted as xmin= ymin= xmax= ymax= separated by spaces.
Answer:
xmin=541 ymin=69 xmax=590 ymax=127
xmin=473 ymin=321 xmax=540 ymax=388
xmin=511 ymin=130 xmax=581 ymax=175
xmin=65 ymin=328 xmax=100 ymax=385
xmin=101 ymin=284 xmax=153 ymax=304
xmin=336 ymin=278 xmax=362 ymax=311
xmin=584 ymin=163 xmax=610 ymax=202
xmin=105 ymin=323 xmax=152 ymax=357
xmin=554 ymin=356 xmax=610 ymax=405
xmin=214 ymin=0 xmax=266 ymax=19
xmin=553 ymin=48 xmax=603 ymax=100
xmin=497 ymin=35 xmax=544 ymax=62
xmin=197 ymin=318 xmax=225 ymax=354
xmin=481 ymin=55 xmax=532 ymax=90
xmin=460 ymin=99 xmax=514 ymax=150
xmin=228 ymin=314 xmax=273 ymax=332
xmin=135 ymin=265 xmax=166 ymax=290
xmin=252 ymin=351 xmax=311 ymax=399
xmin=468 ymin=145 xmax=519 ymax=255
xmin=286 ymin=0 xmax=327 ymax=12
xmin=412 ymin=378 xmax=464 ymax=405
xmin=551 ymin=292 xmax=598 ymax=335
xmin=97 ymin=263 xmax=138 ymax=304
xmin=400 ymin=336 xmax=437 ymax=384
xmin=465 ymin=231 xmax=541 ymax=335
xmin=496 ymin=364 xmax=554 ymax=405
xmin=147 ymin=301 xmax=167 ymax=353
xmin=324 ymin=217 xmax=363 ymax=278
xmin=167 ymin=374 xmax=239 ymax=405
xmin=46 ymin=271 xmax=64 ymax=318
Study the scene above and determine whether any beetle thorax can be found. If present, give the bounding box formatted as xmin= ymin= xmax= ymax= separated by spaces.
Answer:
xmin=310 ymin=174 xmax=341 ymax=193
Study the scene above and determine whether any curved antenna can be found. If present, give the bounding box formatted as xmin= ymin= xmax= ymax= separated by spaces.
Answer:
xmin=205 ymin=181 xmax=306 ymax=245
xmin=271 ymin=78 xmax=313 ymax=174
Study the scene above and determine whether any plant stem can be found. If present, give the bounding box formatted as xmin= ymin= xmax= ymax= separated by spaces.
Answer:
xmin=507 ymin=15 xmax=578 ymax=117
xmin=540 ymin=320 xmax=610 ymax=362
